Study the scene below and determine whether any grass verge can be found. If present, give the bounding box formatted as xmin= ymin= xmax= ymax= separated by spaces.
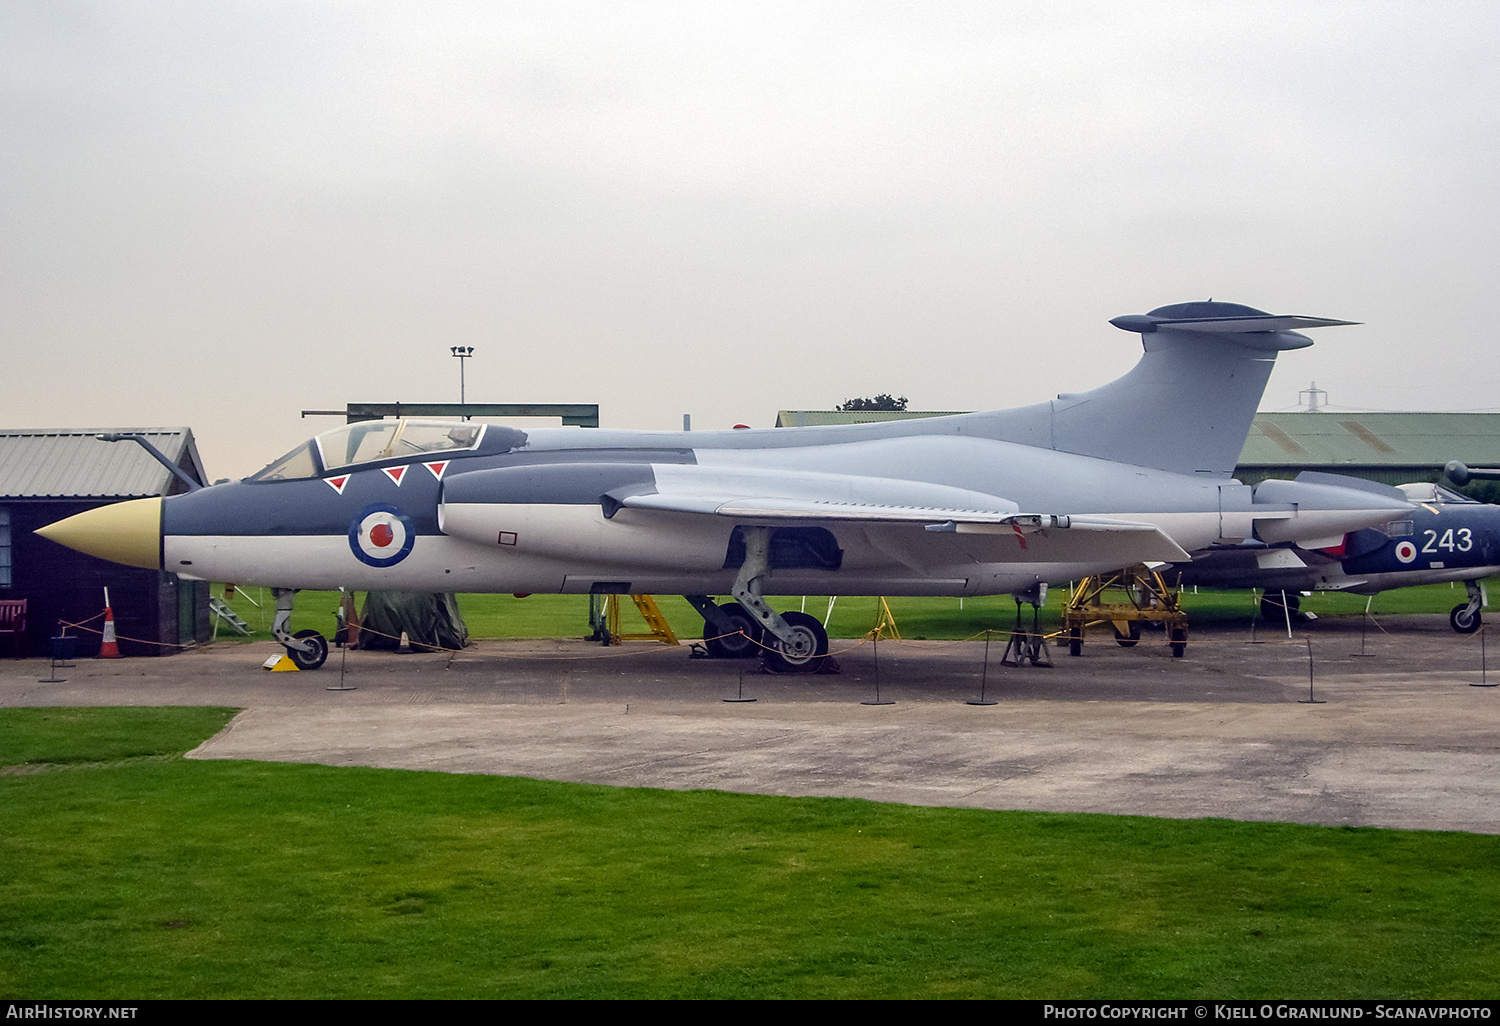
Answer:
xmin=212 ymin=582 xmax=1497 ymax=645
xmin=3 ymin=708 xmax=1498 ymax=999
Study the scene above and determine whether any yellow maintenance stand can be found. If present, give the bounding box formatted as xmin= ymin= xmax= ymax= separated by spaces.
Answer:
xmin=1062 ymin=565 xmax=1188 ymax=658
xmin=602 ymin=594 xmax=680 ymax=646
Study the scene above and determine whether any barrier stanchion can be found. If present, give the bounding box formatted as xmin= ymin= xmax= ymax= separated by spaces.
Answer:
xmin=967 ymin=630 xmax=998 ymax=706
xmin=1472 ymin=627 xmax=1496 ymax=688
xmin=724 ymin=667 xmax=756 ymax=703
xmin=1298 ymin=639 xmax=1325 ymax=704
xmin=861 ymin=631 xmax=893 ymax=706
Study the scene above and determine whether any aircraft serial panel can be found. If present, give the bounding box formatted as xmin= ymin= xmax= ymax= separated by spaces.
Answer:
xmin=38 ymin=300 xmax=1408 ymax=671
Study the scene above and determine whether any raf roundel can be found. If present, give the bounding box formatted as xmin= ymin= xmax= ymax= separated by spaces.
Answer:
xmin=1394 ymin=540 xmax=1418 ymax=564
xmin=350 ymin=504 xmax=416 ymax=567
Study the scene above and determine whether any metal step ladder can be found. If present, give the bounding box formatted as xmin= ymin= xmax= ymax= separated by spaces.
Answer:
xmin=210 ymin=597 xmax=252 ymax=636
xmin=603 ymin=594 xmax=680 ymax=645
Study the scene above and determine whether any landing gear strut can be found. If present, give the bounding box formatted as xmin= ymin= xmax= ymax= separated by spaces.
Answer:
xmin=1451 ymin=580 xmax=1484 ymax=634
xmin=724 ymin=527 xmax=829 ymax=673
xmin=271 ymin=588 xmax=329 ymax=670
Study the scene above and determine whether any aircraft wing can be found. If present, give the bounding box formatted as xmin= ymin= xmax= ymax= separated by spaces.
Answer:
xmin=440 ymin=461 xmax=1193 ymax=565
xmin=614 ymin=468 xmax=1193 ymax=563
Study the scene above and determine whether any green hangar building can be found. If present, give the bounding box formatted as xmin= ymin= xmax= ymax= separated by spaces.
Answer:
xmin=777 ymin=410 xmax=1500 ymax=493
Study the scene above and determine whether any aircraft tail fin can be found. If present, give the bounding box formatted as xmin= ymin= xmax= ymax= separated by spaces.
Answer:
xmin=978 ymin=301 xmax=1357 ymax=477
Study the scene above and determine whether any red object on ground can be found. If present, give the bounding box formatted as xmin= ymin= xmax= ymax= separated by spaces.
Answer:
xmin=98 ymin=605 xmax=120 ymax=658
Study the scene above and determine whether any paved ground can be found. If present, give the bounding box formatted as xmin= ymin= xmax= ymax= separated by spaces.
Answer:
xmin=4 ymin=616 xmax=1499 ymax=832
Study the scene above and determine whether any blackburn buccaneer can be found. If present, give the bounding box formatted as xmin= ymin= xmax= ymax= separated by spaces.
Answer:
xmin=39 ymin=300 xmax=1410 ymax=671
xmin=1179 ymin=476 xmax=1500 ymax=633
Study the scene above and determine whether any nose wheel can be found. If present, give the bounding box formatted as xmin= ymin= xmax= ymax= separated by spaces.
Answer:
xmin=271 ymin=587 xmax=330 ymax=670
xmin=287 ymin=629 xmax=329 ymax=670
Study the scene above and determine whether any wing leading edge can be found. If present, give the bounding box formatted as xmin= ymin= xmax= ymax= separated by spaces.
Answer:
xmin=616 ymin=486 xmax=1191 ymax=565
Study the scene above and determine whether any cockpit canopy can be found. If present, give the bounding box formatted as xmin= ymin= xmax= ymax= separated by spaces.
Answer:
xmin=249 ymin=419 xmax=488 ymax=482
xmin=1397 ymin=482 xmax=1480 ymax=505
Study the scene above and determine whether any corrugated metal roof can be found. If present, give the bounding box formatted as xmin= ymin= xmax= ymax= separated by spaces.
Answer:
xmin=1239 ymin=413 xmax=1500 ymax=468
xmin=0 ymin=428 xmax=203 ymax=498
xmin=777 ymin=409 xmax=1500 ymax=472
xmin=776 ymin=410 xmax=966 ymax=427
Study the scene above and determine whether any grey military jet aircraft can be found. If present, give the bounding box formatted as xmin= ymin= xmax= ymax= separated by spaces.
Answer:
xmin=1179 ymin=476 xmax=1500 ymax=633
xmin=39 ymin=300 xmax=1409 ymax=671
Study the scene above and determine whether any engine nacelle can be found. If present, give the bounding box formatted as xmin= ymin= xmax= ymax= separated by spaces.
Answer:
xmin=440 ymin=500 xmax=733 ymax=571
xmin=1252 ymin=476 xmax=1411 ymax=548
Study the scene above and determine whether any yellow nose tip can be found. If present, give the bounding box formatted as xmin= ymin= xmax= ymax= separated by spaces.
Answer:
xmin=35 ymin=497 xmax=163 ymax=570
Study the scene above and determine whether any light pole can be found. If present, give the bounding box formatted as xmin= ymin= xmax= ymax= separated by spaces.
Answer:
xmin=450 ymin=346 xmax=474 ymax=417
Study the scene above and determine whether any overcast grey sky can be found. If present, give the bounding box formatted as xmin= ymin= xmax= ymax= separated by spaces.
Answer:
xmin=4 ymin=1 xmax=1498 ymax=477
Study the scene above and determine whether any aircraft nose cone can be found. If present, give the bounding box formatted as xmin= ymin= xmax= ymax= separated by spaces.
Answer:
xmin=35 ymin=497 xmax=163 ymax=570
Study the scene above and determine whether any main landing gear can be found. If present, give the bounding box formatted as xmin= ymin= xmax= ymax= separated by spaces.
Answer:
xmin=687 ymin=527 xmax=829 ymax=673
xmin=1259 ymin=590 xmax=1301 ymax=624
xmin=685 ymin=596 xmax=761 ymax=659
xmin=272 ymin=588 xmax=330 ymax=670
xmin=1451 ymin=580 xmax=1484 ymax=634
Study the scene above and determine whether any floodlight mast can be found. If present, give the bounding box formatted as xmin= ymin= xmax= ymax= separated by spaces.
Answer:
xmin=450 ymin=346 xmax=475 ymax=417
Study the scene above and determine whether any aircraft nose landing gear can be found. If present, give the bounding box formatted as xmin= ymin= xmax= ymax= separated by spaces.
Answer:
xmin=271 ymin=588 xmax=330 ymax=670
xmin=1451 ymin=580 xmax=1485 ymax=634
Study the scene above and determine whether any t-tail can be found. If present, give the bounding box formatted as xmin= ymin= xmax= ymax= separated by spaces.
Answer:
xmin=978 ymin=301 xmax=1357 ymax=477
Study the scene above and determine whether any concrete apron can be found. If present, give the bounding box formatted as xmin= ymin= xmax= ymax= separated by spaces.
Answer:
xmin=5 ymin=617 xmax=1498 ymax=833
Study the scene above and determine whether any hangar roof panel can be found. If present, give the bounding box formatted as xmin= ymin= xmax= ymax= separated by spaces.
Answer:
xmin=0 ymin=428 xmax=205 ymax=499
xmin=780 ymin=409 xmax=1500 ymax=471
xmin=1240 ymin=413 xmax=1500 ymax=468
xmin=776 ymin=410 xmax=967 ymax=427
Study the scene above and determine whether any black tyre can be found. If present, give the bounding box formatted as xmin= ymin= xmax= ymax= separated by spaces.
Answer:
xmin=763 ymin=611 xmax=829 ymax=674
xmin=703 ymin=603 xmax=762 ymax=658
xmin=1113 ymin=622 xmax=1141 ymax=648
xmin=1260 ymin=592 xmax=1301 ymax=623
xmin=287 ymin=629 xmax=328 ymax=670
xmin=1067 ymin=627 xmax=1083 ymax=657
xmin=1450 ymin=604 xmax=1482 ymax=634
xmin=1169 ymin=626 xmax=1187 ymax=658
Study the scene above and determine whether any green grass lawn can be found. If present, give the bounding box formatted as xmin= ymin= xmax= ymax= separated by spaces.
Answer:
xmin=212 ymin=580 xmax=1494 ymax=645
xmin=3 ymin=708 xmax=1498 ymax=999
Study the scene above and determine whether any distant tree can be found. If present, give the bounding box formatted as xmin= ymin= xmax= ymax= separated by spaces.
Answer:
xmin=837 ymin=393 xmax=908 ymax=412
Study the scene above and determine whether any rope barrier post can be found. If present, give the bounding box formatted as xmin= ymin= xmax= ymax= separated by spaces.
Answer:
xmin=1297 ymin=638 xmax=1324 ymax=704
xmin=862 ymin=629 xmax=893 ymax=705
xmin=967 ymin=630 xmax=998 ymax=706
xmin=326 ymin=588 xmax=356 ymax=691
xmin=723 ymin=665 xmax=756 ymax=703
xmin=1352 ymin=595 xmax=1376 ymax=658
xmin=1472 ymin=627 xmax=1496 ymax=688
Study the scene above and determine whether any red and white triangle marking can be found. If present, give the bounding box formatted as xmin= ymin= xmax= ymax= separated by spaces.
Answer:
xmin=423 ymin=460 xmax=449 ymax=481
xmin=324 ymin=475 xmax=351 ymax=495
xmin=382 ymin=465 xmax=408 ymax=487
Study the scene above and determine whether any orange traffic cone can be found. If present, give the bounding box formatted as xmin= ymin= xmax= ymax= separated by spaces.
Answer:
xmin=99 ymin=604 xmax=120 ymax=658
